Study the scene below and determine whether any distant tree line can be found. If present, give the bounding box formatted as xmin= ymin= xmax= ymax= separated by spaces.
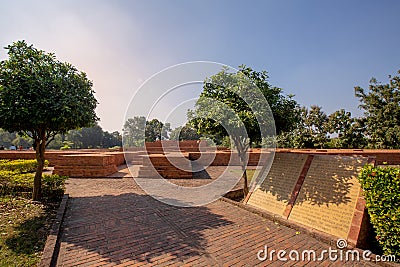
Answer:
xmin=122 ymin=117 xmax=201 ymax=147
xmin=0 ymin=123 xmax=122 ymax=150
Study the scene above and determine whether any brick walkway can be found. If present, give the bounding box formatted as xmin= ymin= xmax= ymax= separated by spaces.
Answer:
xmin=54 ymin=170 xmax=379 ymax=266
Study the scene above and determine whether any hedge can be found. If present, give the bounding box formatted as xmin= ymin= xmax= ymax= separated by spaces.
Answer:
xmin=0 ymin=159 xmax=49 ymax=173
xmin=358 ymin=164 xmax=400 ymax=258
xmin=0 ymin=159 xmax=66 ymax=201
xmin=0 ymin=171 xmax=67 ymax=201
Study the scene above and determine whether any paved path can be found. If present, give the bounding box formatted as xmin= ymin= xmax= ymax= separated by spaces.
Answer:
xmin=55 ymin=172 xmax=379 ymax=266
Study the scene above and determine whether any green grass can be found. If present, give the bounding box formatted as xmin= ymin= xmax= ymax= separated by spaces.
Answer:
xmin=0 ymin=196 xmax=58 ymax=267
xmin=0 ymin=159 xmax=66 ymax=267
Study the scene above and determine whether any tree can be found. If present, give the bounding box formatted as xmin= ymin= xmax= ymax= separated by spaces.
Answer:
xmin=190 ymin=66 xmax=297 ymax=196
xmin=0 ymin=41 xmax=98 ymax=200
xmin=325 ymin=109 xmax=366 ymax=148
xmin=0 ymin=129 xmax=16 ymax=148
xmin=303 ymin=105 xmax=329 ymax=148
xmin=355 ymin=71 xmax=400 ymax=148
xmin=170 ymin=125 xmax=201 ymax=141
xmin=79 ymin=124 xmax=104 ymax=148
xmin=145 ymin=119 xmax=171 ymax=142
xmin=123 ymin=116 xmax=146 ymax=147
xmin=102 ymin=131 xmax=122 ymax=148
xmin=277 ymin=106 xmax=329 ymax=148
xmin=12 ymin=134 xmax=33 ymax=148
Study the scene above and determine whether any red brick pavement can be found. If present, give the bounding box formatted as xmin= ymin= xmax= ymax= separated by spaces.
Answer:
xmin=54 ymin=174 xmax=380 ymax=266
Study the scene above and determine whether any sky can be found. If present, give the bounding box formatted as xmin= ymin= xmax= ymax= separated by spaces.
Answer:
xmin=1 ymin=0 xmax=399 ymax=132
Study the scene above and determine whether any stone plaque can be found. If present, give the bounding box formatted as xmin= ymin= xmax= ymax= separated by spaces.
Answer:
xmin=288 ymin=155 xmax=367 ymax=238
xmin=247 ymin=153 xmax=308 ymax=215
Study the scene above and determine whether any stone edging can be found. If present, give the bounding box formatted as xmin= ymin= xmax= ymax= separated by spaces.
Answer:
xmin=219 ymin=197 xmax=399 ymax=267
xmin=38 ymin=194 xmax=69 ymax=267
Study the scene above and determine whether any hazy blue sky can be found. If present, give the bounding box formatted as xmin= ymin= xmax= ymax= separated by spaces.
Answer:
xmin=1 ymin=0 xmax=399 ymax=131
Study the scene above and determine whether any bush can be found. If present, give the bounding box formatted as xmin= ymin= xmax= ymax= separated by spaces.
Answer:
xmin=0 ymin=171 xmax=67 ymax=201
xmin=0 ymin=159 xmax=49 ymax=173
xmin=358 ymin=164 xmax=400 ymax=257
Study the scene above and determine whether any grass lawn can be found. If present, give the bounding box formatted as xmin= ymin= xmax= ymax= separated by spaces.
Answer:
xmin=0 ymin=196 xmax=59 ymax=267
xmin=0 ymin=160 xmax=66 ymax=267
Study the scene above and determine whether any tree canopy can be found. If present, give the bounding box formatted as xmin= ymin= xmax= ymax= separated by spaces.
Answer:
xmin=0 ymin=40 xmax=98 ymax=200
xmin=169 ymin=124 xmax=201 ymax=141
xmin=189 ymin=65 xmax=298 ymax=147
xmin=189 ymin=65 xmax=296 ymax=195
xmin=355 ymin=72 xmax=400 ymax=149
xmin=123 ymin=116 xmax=171 ymax=147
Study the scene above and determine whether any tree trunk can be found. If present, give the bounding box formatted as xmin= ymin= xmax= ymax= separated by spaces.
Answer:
xmin=32 ymin=135 xmax=46 ymax=201
xmin=242 ymin=164 xmax=249 ymax=197
xmin=232 ymin=136 xmax=250 ymax=198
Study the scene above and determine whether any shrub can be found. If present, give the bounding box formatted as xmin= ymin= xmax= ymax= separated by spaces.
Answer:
xmin=0 ymin=170 xmax=67 ymax=201
xmin=42 ymin=174 xmax=68 ymax=201
xmin=0 ymin=159 xmax=49 ymax=173
xmin=358 ymin=164 xmax=400 ymax=257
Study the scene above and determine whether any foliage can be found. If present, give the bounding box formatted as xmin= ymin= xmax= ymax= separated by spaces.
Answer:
xmin=358 ymin=164 xmax=400 ymax=257
xmin=325 ymin=109 xmax=367 ymax=148
xmin=190 ymin=65 xmax=298 ymax=147
xmin=0 ymin=40 xmax=98 ymax=139
xmin=0 ymin=171 xmax=67 ymax=201
xmin=123 ymin=116 xmax=146 ymax=147
xmin=170 ymin=125 xmax=201 ymax=141
xmin=0 ymin=197 xmax=57 ymax=267
xmin=60 ymin=145 xmax=71 ymax=150
xmin=102 ymin=131 xmax=122 ymax=148
xmin=278 ymin=106 xmax=328 ymax=148
xmin=145 ymin=119 xmax=171 ymax=142
xmin=0 ymin=129 xmax=33 ymax=149
xmin=67 ymin=124 xmax=105 ymax=148
xmin=0 ymin=40 xmax=98 ymax=200
xmin=123 ymin=117 xmax=171 ymax=146
xmin=239 ymin=65 xmax=300 ymax=135
xmin=0 ymin=159 xmax=66 ymax=266
xmin=355 ymin=71 xmax=400 ymax=148
xmin=278 ymin=106 xmax=368 ymax=149
xmin=189 ymin=66 xmax=288 ymax=195
xmin=0 ymin=159 xmax=48 ymax=174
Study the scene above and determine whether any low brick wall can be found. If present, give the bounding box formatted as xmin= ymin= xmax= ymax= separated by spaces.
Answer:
xmin=137 ymin=154 xmax=193 ymax=179
xmin=276 ymin=148 xmax=400 ymax=165
xmin=53 ymin=154 xmax=119 ymax=178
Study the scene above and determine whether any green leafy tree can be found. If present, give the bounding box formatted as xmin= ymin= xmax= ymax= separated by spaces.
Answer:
xmin=277 ymin=106 xmax=329 ymax=148
xmin=0 ymin=129 xmax=16 ymax=148
xmin=325 ymin=109 xmax=367 ymax=148
xmin=145 ymin=119 xmax=171 ymax=142
xmin=79 ymin=124 xmax=104 ymax=148
xmin=123 ymin=116 xmax=146 ymax=147
xmin=355 ymin=71 xmax=400 ymax=148
xmin=304 ymin=105 xmax=329 ymax=148
xmin=170 ymin=125 xmax=201 ymax=141
xmin=12 ymin=134 xmax=33 ymax=148
xmin=190 ymin=66 xmax=296 ymax=196
xmin=0 ymin=40 xmax=98 ymax=200
xmin=102 ymin=131 xmax=122 ymax=148
xmin=46 ymin=134 xmax=65 ymax=149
